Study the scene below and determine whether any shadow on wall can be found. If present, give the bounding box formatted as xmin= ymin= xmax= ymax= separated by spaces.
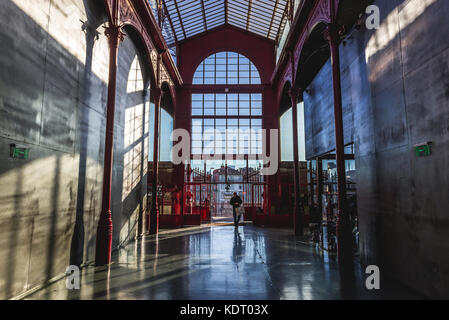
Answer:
xmin=0 ymin=0 xmax=150 ymax=299
xmin=364 ymin=0 xmax=449 ymax=298
xmin=70 ymin=0 xmax=107 ymax=268
xmin=303 ymin=0 xmax=449 ymax=297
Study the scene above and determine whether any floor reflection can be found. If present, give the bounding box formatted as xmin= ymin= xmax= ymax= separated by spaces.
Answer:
xmin=25 ymin=225 xmax=418 ymax=300
xmin=231 ymin=229 xmax=244 ymax=267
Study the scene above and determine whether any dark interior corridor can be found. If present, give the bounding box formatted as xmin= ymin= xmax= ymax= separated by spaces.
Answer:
xmin=1 ymin=0 xmax=449 ymax=302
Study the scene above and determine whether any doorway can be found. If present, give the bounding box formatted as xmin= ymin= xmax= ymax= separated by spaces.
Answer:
xmin=184 ymin=158 xmax=267 ymax=224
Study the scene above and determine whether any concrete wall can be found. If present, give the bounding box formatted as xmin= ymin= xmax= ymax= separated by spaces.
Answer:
xmin=303 ymin=0 xmax=449 ymax=297
xmin=0 ymin=0 xmax=149 ymax=299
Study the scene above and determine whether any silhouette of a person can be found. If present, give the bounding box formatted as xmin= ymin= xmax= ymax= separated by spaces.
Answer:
xmin=230 ymin=192 xmax=243 ymax=227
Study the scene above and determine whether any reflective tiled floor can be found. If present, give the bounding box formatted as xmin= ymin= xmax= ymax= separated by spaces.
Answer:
xmin=25 ymin=225 xmax=418 ymax=300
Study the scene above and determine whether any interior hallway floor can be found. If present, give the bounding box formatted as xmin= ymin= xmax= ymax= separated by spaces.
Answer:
xmin=24 ymin=225 xmax=420 ymax=300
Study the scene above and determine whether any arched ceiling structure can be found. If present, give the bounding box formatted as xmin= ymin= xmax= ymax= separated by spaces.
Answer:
xmin=156 ymin=0 xmax=290 ymax=47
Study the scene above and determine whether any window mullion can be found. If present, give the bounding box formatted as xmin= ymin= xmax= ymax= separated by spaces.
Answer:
xmin=214 ymin=53 xmax=217 ymax=85
xmin=237 ymin=93 xmax=240 ymax=153
xmin=226 ymin=51 xmax=229 ymax=85
xmin=250 ymin=93 xmax=252 ymax=152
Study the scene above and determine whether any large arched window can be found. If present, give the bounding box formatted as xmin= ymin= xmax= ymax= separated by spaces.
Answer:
xmin=123 ymin=56 xmax=149 ymax=200
xmin=191 ymin=52 xmax=263 ymax=156
xmin=193 ymin=52 xmax=261 ymax=85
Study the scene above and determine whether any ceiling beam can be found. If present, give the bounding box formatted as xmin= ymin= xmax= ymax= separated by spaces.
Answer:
xmin=162 ymin=0 xmax=178 ymax=43
xmin=276 ymin=4 xmax=289 ymax=43
xmin=199 ymin=0 xmax=208 ymax=31
xmin=173 ymin=0 xmax=187 ymax=39
xmin=245 ymin=0 xmax=253 ymax=31
xmin=225 ymin=0 xmax=228 ymax=24
xmin=267 ymin=0 xmax=280 ymax=38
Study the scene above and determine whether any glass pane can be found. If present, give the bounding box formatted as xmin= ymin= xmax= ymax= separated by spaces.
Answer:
xmin=216 ymin=108 xmax=226 ymax=116
xmin=251 ymin=119 xmax=262 ymax=127
xmin=216 ymin=64 xmax=226 ymax=71
xmin=252 ymin=93 xmax=262 ymax=100
xmin=192 ymin=51 xmax=261 ymax=86
xmin=228 ymin=101 xmax=238 ymax=108
xmin=204 ymin=94 xmax=215 ymax=101
xmin=216 ymin=119 xmax=226 ymax=126
xmin=192 ymin=100 xmax=202 ymax=108
xmin=216 ymin=101 xmax=226 ymax=108
xmin=216 ymin=78 xmax=226 ymax=84
xmin=216 ymin=94 xmax=226 ymax=101
xmin=251 ymin=77 xmax=261 ymax=85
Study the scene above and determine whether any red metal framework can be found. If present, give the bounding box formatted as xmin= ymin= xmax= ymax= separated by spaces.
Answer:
xmin=95 ymin=0 xmax=182 ymax=265
xmin=271 ymin=0 xmax=339 ymax=88
xmin=271 ymin=0 xmax=356 ymax=270
xmin=184 ymin=159 xmax=267 ymax=222
xmin=96 ymin=0 xmax=356 ymax=271
xmin=111 ymin=0 xmax=182 ymax=85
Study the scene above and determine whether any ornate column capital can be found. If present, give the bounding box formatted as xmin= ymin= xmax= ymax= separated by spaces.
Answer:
xmin=322 ymin=23 xmax=345 ymax=43
xmin=104 ymin=24 xmax=125 ymax=48
xmin=289 ymin=87 xmax=303 ymax=103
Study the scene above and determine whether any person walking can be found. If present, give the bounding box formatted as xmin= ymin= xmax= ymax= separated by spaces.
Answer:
xmin=230 ymin=192 xmax=243 ymax=227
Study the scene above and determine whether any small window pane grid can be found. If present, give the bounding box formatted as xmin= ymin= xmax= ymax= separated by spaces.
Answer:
xmin=191 ymin=93 xmax=263 ymax=156
xmin=193 ymin=52 xmax=261 ymax=85
xmin=125 ymin=105 xmax=144 ymax=149
xmin=123 ymin=142 xmax=143 ymax=201
xmin=123 ymin=57 xmax=150 ymax=201
xmin=192 ymin=93 xmax=262 ymax=117
xmin=127 ymin=57 xmax=144 ymax=93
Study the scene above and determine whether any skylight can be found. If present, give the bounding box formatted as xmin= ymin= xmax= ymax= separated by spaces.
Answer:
xmin=159 ymin=0 xmax=289 ymax=45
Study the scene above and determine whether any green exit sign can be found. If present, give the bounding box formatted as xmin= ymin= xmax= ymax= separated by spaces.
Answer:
xmin=415 ymin=142 xmax=432 ymax=157
xmin=10 ymin=145 xmax=29 ymax=160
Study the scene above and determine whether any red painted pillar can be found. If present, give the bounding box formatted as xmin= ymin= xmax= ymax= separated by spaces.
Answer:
xmin=95 ymin=24 xmax=124 ymax=266
xmin=149 ymin=87 xmax=162 ymax=235
xmin=325 ymin=25 xmax=354 ymax=268
xmin=289 ymin=88 xmax=304 ymax=236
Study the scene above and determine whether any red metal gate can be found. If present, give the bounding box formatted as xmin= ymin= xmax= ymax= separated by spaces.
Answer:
xmin=183 ymin=161 xmax=267 ymax=223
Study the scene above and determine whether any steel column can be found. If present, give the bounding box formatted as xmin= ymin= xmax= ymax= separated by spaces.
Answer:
xmin=316 ymin=157 xmax=323 ymax=219
xmin=95 ymin=23 xmax=124 ymax=266
xmin=289 ymin=88 xmax=304 ymax=236
xmin=325 ymin=25 xmax=354 ymax=268
xmin=309 ymin=160 xmax=314 ymax=206
xmin=149 ymin=87 xmax=162 ymax=235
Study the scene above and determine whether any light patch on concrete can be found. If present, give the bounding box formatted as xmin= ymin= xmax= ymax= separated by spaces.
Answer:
xmin=11 ymin=0 xmax=109 ymax=83
xmin=366 ymin=0 xmax=437 ymax=62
